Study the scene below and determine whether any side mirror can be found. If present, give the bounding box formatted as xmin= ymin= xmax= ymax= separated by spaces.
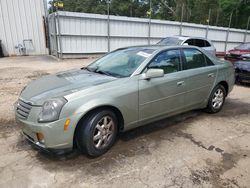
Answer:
xmin=142 ymin=68 xmax=164 ymax=80
xmin=183 ymin=43 xmax=189 ymax=46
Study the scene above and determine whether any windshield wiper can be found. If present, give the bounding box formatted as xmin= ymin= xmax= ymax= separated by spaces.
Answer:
xmin=94 ymin=70 xmax=114 ymax=77
xmin=83 ymin=67 xmax=122 ymax=78
xmin=81 ymin=67 xmax=92 ymax=72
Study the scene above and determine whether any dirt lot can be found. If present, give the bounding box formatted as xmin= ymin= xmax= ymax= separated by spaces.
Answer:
xmin=0 ymin=56 xmax=250 ymax=188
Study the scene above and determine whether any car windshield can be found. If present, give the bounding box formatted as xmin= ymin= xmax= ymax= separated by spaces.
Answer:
xmin=157 ymin=37 xmax=183 ymax=45
xmin=87 ymin=48 xmax=156 ymax=77
xmin=235 ymin=43 xmax=250 ymax=50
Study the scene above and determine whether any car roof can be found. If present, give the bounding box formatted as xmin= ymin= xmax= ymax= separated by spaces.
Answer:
xmin=239 ymin=42 xmax=250 ymax=46
xmin=165 ymin=35 xmax=210 ymax=41
xmin=118 ymin=44 xmax=203 ymax=51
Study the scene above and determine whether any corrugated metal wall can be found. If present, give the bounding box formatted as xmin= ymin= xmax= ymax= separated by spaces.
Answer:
xmin=0 ymin=0 xmax=48 ymax=56
xmin=48 ymin=11 xmax=250 ymax=58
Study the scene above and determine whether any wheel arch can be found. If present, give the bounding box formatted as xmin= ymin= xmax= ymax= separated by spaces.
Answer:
xmin=218 ymin=81 xmax=229 ymax=96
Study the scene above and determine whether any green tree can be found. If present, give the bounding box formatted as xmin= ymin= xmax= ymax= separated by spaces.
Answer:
xmin=48 ymin=0 xmax=250 ymax=29
xmin=219 ymin=0 xmax=250 ymax=28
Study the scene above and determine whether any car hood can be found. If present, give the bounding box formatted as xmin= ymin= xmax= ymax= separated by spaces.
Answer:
xmin=234 ymin=61 xmax=250 ymax=72
xmin=20 ymin=69 xmax=117 ymax=105
xmin=229 ymin=49 xmax=250 ymax=55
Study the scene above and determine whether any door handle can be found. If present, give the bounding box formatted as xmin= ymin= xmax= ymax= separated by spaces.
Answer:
xmin=208 ymin=73 xmax=214 ymax=78
xmin=177 ymin=81 xmax=184 ymax=86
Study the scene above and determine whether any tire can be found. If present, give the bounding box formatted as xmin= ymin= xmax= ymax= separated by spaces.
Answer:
xmin=76 ymin=109 xmax=118 ymax=157
xmin=206 ymin=84 xmax=226 ymax=113
xmin=235 ymin=75 xmax=241 ymax=85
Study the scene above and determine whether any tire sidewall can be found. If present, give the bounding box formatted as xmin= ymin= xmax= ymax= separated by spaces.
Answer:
xmin=77 ymin=110 xmax=118 ymax=157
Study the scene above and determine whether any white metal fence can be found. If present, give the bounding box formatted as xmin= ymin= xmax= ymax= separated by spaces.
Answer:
xmin=48 ymin=11 xmax=250 ymax=59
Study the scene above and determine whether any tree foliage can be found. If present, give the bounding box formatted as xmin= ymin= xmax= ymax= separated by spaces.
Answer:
xmin=49 ymin=0 xmax=250 ymax=29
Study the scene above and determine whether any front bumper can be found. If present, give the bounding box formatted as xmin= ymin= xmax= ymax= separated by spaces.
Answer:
xmin=15 ymin=106 xmax=82 ymax=152
xmin=23 ymin=131 xmax=72 ymax=155
xmin=236 ymin=72 xmax=250 ymax=83
xmin=225 ymin=54 xmax=244 ymax=62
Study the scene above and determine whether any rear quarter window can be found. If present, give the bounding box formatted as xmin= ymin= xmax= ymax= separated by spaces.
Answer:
xmin=205 ymin=56 xmax=214 ymax=66
xmin=204 ymin=40 xmax=211 ymax=47
xmin=194 ymin=39 xmax=205 ymax=47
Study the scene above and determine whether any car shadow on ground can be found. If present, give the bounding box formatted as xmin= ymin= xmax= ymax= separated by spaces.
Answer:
xmin=235 ymin=82 xmax=250 ymax=88
xmin=26 ymin=96 xmax=250 ymax=172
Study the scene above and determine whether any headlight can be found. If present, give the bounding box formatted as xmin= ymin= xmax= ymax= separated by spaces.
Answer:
xmin=38 ymin=97 xmax=67 ymax=123
xmin=242 ymin=54 xmax=250 ymax=58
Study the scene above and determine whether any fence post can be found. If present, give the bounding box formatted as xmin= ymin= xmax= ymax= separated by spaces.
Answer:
xmin=148 ymin=0 xmax=152 ymax=45
xmin=53 ymin=13 xmax=59 ymax=58
xmin=243 ymin=16 xmax=250 ymax=43
xmin=179 ymin=4 xmax=184 ymax=35
xmin=148 ymin=19 xmax=151 ymax=45
xmin=56 ymin=12 xmax=63 ymax=59
xmin=224 ymin=12 xmax=233 ymax=53
xmin=205 ymin=9 xmax=211 ymax=39
xmin=215 ymin=9 xmax=219 ymax=26
xmin=107 ymin=1 xmax=111 ymax=52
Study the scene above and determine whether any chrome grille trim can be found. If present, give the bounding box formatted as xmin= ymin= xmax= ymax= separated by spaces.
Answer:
xmin=16 ymin=99 xmax=32 ymax=119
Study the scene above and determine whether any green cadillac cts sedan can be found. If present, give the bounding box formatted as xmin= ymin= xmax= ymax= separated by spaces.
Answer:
xmin=15 ymin=45 xmax=235 ymax=157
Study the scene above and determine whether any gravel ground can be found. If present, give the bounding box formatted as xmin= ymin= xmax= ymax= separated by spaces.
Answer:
xmin=0 ymin=56 xmax=250 ymax=188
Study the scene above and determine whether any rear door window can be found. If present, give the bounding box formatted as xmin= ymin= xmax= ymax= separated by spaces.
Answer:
xmin=182 ymin=48 xmax=207 ymax=70
xmin=148 ymin=49 xmax=181 ymax=74
xmin=185 ymin=39 xmax=195 ymax=46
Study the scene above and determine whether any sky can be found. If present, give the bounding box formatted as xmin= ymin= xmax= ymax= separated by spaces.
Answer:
xmin=47 ymin=0 xmax=51 ymax=8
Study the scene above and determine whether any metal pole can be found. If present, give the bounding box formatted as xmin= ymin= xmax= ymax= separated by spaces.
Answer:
xmin=215 ymin=9 xmax=219 ymax=26
xmin=107 ymin=0 xmax=110 ymax=52
xmin=205 ymin=9 xmax=211 ymax=39
xmin=43 ymin=0 xmax=48 ymax=18
xmin=148 ymin=0 xmax=151 ymax=45
xmin=56 ymin=12 xmax=63 ymax=59
xmin=54 ymin=13 xmax=59 ymax=58
xmin=179 ymin=4 xmax=184 ymax=35
xmin=243 ymin=16 xmax=250 ymax=42
xmin=224 ymin=12 xmax=233 ymax=53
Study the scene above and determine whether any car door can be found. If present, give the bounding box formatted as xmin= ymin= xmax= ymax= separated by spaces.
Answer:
xmin=181 ymin=48 xmax=217 ymax=108
xmin=138 ymin=49 xmax=186 ymax=121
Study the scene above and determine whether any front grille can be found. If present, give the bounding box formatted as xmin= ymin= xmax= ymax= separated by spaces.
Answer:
xmin=16 ymin=99 xmax=32 ymax=119
xmin=230 ymin=54 xmax=241 ymax=58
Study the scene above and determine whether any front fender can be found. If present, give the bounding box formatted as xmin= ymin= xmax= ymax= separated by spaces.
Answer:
xmin=61 ymin=94 xmax=138 ymax=131
xmin=74 ymin=98 xmax=130 ymax=123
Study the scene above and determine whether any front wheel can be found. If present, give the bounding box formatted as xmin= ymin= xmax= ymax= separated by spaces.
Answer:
xmin=206 ymin=84 xmax=226 ymax=113
xmin=76 ymin=110 xmax=118 ymax=157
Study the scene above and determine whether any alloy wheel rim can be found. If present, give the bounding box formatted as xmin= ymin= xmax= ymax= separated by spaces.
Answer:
xmin=93 ymin=116 xmax=115 ymax=149
xmin=212 ymin=88 xmax=224 ymax=109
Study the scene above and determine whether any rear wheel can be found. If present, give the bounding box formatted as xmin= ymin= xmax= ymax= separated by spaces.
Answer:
xmin=206 ymin=84 xmax=226 ymax=113
xmin=76 ymin=109 xmax=118 ymax=157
